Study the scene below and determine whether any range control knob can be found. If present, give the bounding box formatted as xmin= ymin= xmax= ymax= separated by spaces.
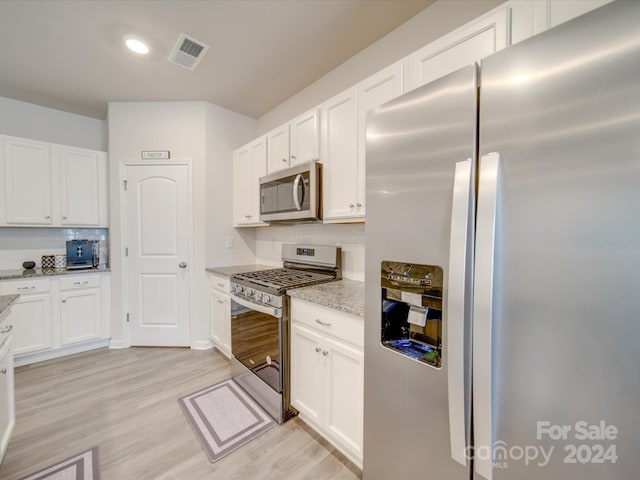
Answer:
xmin=254 ymin=292 xmax=263 ymax=302
xmin=234 ymin=285 xmax=244 ymax=294
xmin=263 ymin=294 xmax=271 ymax=303
xmin=245 ymin=288 xmax=254 ymax=297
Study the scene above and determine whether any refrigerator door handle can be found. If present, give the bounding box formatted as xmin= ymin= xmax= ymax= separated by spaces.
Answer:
xmin=473 ymin=152 xmax=501 ymax=480
xmin=447 ymin=158 xmax=473 ymax=466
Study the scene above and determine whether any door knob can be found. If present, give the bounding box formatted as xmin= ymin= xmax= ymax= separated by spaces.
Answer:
xmin=179 ymin=262 xmax=187 ymax=269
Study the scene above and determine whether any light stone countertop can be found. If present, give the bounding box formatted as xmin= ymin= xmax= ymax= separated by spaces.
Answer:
xmin=288 ymin=278 xmax=365 ymax=318
xmin=0 ymin=267 xmax=111 ymax=281
xmin=205 ymin=264 xmax=277 ymax=278
xmin=0 ymin=294 xmax=19 ymax=321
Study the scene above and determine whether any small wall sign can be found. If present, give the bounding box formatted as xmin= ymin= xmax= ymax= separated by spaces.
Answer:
xmin=141 ymin=150 xmax=170 ymax=160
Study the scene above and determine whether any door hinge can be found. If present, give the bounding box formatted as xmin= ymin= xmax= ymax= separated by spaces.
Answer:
xmin=123 ymin=180 xmax=128 ymax=191
xmin=126 ymin=313 xmax=130 ymax=322
xmin=125 ymin=247 xmax=129 ymax=257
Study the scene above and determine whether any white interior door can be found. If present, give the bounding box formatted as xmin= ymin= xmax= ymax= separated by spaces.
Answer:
xmin=125 ymin=164 xmax=191 ymax=346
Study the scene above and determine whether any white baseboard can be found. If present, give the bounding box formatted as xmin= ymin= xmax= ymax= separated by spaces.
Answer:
xmin=14 ymin=338 xmax=110 ymax=367
xmin=191 ymin=339 xmax=214 ymax=350
xmin=108 ymin=339 xmax=127 ymax=349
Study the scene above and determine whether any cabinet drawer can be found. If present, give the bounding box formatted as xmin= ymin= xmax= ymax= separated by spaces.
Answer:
xmin=291 ymin=299 xmax=363 ymax=348
xmin=0 ymin=278 xmax=50 ymax=295
xmin=209 ymin=274 xmax=230 ymax=293
xmin=59 ymin=275 xmax=101 ymax=290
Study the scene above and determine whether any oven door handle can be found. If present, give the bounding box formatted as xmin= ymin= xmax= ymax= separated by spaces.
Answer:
xmin=231 ymin=294 xmax=282 ymax=318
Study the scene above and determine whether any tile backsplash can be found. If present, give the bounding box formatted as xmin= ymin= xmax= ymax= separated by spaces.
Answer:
xmin=0 ymin=227 xmax=108 ymax=270
xmin=255 ymin=223 xmax=364 ymax=281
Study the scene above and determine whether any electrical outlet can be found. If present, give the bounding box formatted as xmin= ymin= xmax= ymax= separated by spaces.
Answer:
xmin=225 ymin=237 xmax=235 ymax=249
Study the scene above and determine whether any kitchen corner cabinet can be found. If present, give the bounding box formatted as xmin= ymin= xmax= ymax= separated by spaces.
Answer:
xmin=0 ymin=273 xmax=111 ymax=366
xmin=208 ymin=273 xmax=231 ymax=358
xmin=267 ymin=108 xmax=320 ymax=174
xmin=407 ymin=7 xmax=509 ymax=91
xmin=233 ymin=136 xmax=267 ymax=227
xmin=0 ymin=135 xmax=108 ymax=227
xmin=290 ymin=298 xmax=364 ymax=467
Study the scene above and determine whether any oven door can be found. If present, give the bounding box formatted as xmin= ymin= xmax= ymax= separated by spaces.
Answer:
xmin=230 ymin=294 xmax=282 ymax=393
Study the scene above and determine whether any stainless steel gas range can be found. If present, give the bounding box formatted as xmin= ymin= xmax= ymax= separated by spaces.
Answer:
xmin=229 ymin=244 xmax=342 ymax=423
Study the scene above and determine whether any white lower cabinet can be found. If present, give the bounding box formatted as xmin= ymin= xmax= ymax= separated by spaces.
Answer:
xmin=290 ymin=299 xmax=364 ymax=467
xmin=0 ymin=273 xmax=111 ymax=365
xmin=209 ymin=273 xmax=231 ymax=358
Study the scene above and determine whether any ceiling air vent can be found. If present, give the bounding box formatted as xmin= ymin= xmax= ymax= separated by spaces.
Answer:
xmin=168 ymin=33 xmax=209 ymax=71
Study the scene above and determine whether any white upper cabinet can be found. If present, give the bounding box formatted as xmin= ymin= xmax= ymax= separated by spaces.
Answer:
xmin=407 ymin=7 xmax=509 ymax=91
xmin=2 ymin=136 xmax=53 ymax=225
xmin=267 ymin=108 xmax=321 ymax=174
xmin=233 ymin=136 xmax=267 ymax=227
xmin=58 ymin=146 xmax=107 ymax=226
xmin=0 ymin=135 xmax=108 ymax=227
xmin=321 ymin=88 xmax=359 ymax=222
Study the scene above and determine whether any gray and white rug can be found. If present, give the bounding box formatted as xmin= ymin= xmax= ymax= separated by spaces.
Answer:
xmin=178 ymin=379 xmax=276 ymax=462
xmin=19 ymin=447 xmax=100 ymax=480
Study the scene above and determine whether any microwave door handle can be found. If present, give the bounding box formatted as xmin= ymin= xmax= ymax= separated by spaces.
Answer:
xmin=293 ymin=174 xmax=303 ymax=211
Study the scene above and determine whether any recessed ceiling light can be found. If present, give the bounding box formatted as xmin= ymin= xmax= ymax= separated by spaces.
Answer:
xmin=123 ymin=35 xmax=149 ymax=55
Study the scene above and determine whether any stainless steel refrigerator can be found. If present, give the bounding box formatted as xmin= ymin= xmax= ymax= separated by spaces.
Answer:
xmin=364 ymin=2 xmax=640 ymax=479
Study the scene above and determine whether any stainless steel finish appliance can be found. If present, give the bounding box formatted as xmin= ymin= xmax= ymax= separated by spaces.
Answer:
xmin=364 ymin=2 xmax=640 ymax=479
xmin=65 ymin=239 xmax=99 ymax=270
xmin=230 ymin=244 xmax=341 ymax=423
xmin=259 ymin=161 xmax=322 ymax=223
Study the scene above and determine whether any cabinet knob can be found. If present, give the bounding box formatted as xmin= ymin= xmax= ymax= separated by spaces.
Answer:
xmin=315 ymin=346 xmax=321 ymax=353
xmin=282 ymin=158 xmax=287 ymax=163
xmin=356 ymin=202 xmax=362 ymax=207
xmin=62 ymin=216 xmax=67 ymax=220
xmin=0 ymin=325 xmax=12 ymax=334
xmin=291 ymin=155 xmax=296 ymax=160
xmin=45 ymin=215 xmax=51 ymax=219
xmin=349 ymin=203 xmax=355 ymax=208
xmin=322 ymin=350 xmax=329 ymax=356
xmin=179 ymin=262 xmax=187 ymax=269
xmin=61 ymin=299 xmax=67 ymax=303
xmin=0 ymin=368 xmax=6 ymax=375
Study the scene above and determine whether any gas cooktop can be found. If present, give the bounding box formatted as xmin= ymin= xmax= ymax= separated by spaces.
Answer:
xmin=232 ymin=267 xmax=335 ymax=295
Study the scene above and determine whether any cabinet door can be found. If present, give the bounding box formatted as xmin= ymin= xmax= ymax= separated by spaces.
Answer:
xmin=58 ymin=146 xmax=101 ymax=226
xmin=232 ymin=146 xmax=251 ymax=226
xmin=210 ymin=289 xmax=231 ymax=357
xmin=356 ymin=61 xmax=405 ymax=218
xmin=321 ymin=88 xmax=359 ymax=222
xmin=408 ymin=8 xmax=508 ymax=90
xmin=290 ymin=108 xmax=320 ymax=166
xmin=248 ymin=136 xmax=267 ymax=224
xmin=290 ymin=323 xmax=325 ymax=425
xmin=2 ymin=136 xmax=53 ymax=225
xmin=0 ymin=335 xmax=14 ymax=462
xmin=267 ymin=124 xmax=290 ymax=173
xmin=60 ymin=287 xmax=102 ymax=345
xmin=10 ymin=293 xmax=53 ymax=355
xmin=323 ymin=336 xmax=364 ymax=462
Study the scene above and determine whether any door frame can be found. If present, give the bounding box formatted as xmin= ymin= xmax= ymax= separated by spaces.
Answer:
xmin=119 ymin=159 xmax=194 ymax=348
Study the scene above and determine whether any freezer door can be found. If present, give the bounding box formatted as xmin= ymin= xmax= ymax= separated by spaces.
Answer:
xmin=475 ymin=2 xmax=640 ymax=479
xmin=364 ymin=65 xmax=477 ymax=479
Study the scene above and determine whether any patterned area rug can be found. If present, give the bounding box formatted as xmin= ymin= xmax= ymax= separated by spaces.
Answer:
xmin=19 ymin=447 xmax=100 ymax=480
xmin=179 ymin=379 xmax=276 ymax=462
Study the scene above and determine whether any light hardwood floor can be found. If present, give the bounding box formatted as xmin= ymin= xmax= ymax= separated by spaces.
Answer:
xmin=0 ymin=347 xmax=362 ymax=480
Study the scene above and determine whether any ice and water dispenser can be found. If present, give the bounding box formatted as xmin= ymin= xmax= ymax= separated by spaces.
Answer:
xmin=381 ymin=261 xmax=443 ymax=368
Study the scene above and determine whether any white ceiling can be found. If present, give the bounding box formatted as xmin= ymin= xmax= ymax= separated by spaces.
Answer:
xmin=0 ymin=0 xmax=434 ymax=120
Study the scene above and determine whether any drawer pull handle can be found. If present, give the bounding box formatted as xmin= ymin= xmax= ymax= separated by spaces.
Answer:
xmin=315 ymin=319 xmax=332 ymax=327
xmin=315 ymin=346 xmax=321 ymax=353
xmin=0 ymin=325 xmax=13 ymax=334
xmin=17 ymin=286 xmax=36 ymax=291
xmin=322 ymin=350 xmax=329 ymax=356
xmin=73 ymin=281 xmax=90 ymax=285
xmin=217 ymin=283 xmax=225 ymax=287
xmin=0 ymin=368 xmax=5 ymax=374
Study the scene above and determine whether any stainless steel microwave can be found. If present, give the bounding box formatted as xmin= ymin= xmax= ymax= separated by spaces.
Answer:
xmin=259 ymin=161 xmax=322 ymax=223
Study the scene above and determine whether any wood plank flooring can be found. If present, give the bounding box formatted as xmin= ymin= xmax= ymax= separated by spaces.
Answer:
xmin=0 ymin=347 xmax=362 ymax=480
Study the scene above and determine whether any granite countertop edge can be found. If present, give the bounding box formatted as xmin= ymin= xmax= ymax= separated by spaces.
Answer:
xmin=0 ymin=267 xmax=111 ymax=281
xmin=288 ymin=278 xmax=365 ymax=318
xmin=0 ymin=294 xmax=19 ymax=318
xmin=205 ymin=264 xmax=278 ymax=278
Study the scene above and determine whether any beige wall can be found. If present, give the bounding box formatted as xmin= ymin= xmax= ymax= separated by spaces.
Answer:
xmin=108 ymin=101 xmax=256 ymax=349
